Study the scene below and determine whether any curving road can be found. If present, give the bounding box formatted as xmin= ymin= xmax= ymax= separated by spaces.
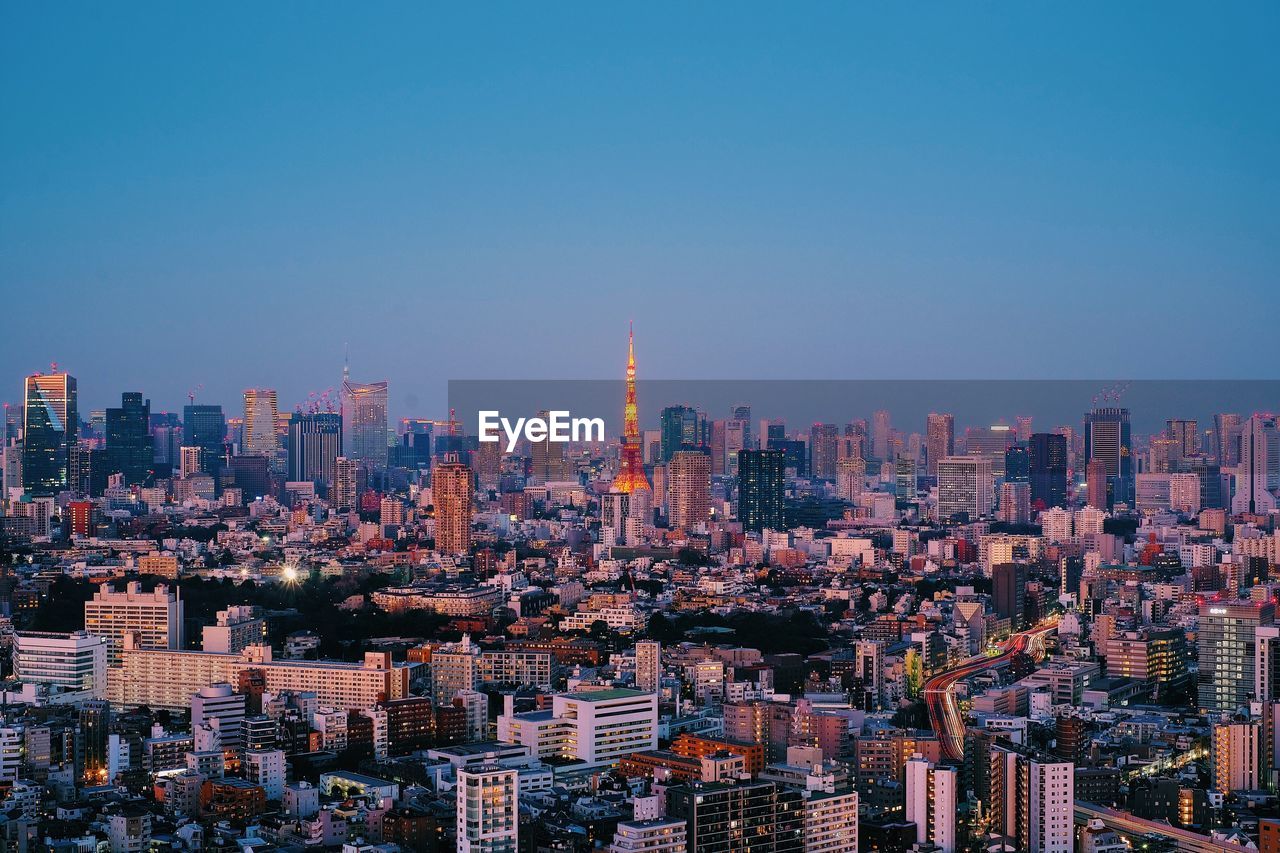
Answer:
xmin=924 ymin=619 xmax=1058 ymax=759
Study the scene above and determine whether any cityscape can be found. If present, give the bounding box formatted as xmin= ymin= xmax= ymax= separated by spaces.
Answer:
xmin=3 ymin=4 xmax=1278 ymax=853
xmin=0 ymin=332 xmax=1278 ymax=852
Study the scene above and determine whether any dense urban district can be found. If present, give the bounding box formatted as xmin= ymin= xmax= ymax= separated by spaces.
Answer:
xmin=1 ymin=335 xmax=1278 ymax=853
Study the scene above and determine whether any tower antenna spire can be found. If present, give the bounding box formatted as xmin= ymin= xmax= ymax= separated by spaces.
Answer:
xmin=611 ymin=323 xmax=650 ymax=494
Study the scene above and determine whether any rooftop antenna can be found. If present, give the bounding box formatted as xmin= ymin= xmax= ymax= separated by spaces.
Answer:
xmin=343 ymin=342 xmax=350 ymax=385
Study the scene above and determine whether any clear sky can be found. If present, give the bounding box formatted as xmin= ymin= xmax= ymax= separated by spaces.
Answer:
xmin=2 ymin=3 xmax=1276 ymax=420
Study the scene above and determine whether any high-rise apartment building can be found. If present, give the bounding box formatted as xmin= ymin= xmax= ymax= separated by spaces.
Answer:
xmin=1086 ymin=458 xmax=1109 ymax=510
xmin=242 ymin=389 xmax=279 ymax=458
xmin=998 ymin=481 xmax=1031 ymax=524
xmin=456 ymin=765 xmax=518 ymax=853
xmin=22 ymin=372 xmax=78 ymax=495
xmin=1213 ymin=716 xmax=1262 ymax=794
xmin=835 ymin=457 xmax=864 ymax=502
xmin=810 ymin=423 xmax=839 ymax=480
xmin=1020 ymin=757 xmax=1075 ymax=853
xmin=905 ymin=755 xmax=958 ymax=853
xmin=433 ymin=454 xmax=474 ymax=555
xmin=84 ymin=581 xmax=184 ymax=666
xmin=738 ymin=449 xmax=785 ymax=532
xmin=333 ymin=456 xmax=358 ymax=511
xmin=668 ymin=450 xmax=711 ymax=531
xmin=668 ymin=780 xmax=803 ymax=853
xmin=1199 ymin=600 xmax=1275 ymax=714
xmin=635 ymin=641 xmax=661 ymax=694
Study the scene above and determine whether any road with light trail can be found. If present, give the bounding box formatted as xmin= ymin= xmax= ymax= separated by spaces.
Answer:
xmin=924 ymin=618 xmax=1058 ymax=759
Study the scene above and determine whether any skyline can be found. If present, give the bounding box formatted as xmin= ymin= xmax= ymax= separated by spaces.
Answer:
xmin=3 ymin=3 xmax=1278 ymax=418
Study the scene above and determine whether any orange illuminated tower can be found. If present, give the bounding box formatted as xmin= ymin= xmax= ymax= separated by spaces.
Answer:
xmin=611 ymin=324 xmax=651 ymax=494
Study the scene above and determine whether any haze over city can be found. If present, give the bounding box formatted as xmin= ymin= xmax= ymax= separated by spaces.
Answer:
xmin=4 ymin=3 xmax=1278 ymax=419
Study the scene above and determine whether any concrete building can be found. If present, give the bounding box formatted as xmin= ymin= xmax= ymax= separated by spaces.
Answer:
xmin=456 ymin=764 xmax=518 ymax=853
xmin=498 ymin=688 xmax=657 ymax=763
xmin=84 ymin=581 xmax=183 ymax=666
xmin=12 ymin=630 xmax=108 ymax=698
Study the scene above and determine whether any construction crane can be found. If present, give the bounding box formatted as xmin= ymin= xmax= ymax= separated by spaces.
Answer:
xmin=187 ymin=384 xmax=204 ymax=405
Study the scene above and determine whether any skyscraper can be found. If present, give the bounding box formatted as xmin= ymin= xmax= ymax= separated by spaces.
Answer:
xmin=105 ymin=392 xmax=152 ymax=485
xmin=1086 ymin=458 xmax=1109 ymax=510
xmin=723 ymin=418 xmax=747 ymax=477
xmin=1216 ymin=413 xmax=1244 ymax=467
xmin=993 ymin=563 xmax=1028 ymax=630
xmin=659 ymin=405 xmax=700 ymax=462
xmin=731 ymin=404 xmax=752 ymax=450
xmin=529 ymin=409 xmax=570 ymax=485
xmin=809 ymin=423 xmax=838 ymax=480
xmin=183 ymin=404 xmax=226 ymax=477
xmin=1166 ymin=418 xmax=1200 ymax=460
xmin=242 ymin=389 xmax=279 ymax=458
xmin=738 ymin=449 xmax=785 ymax=532
xmin=434 ymin=454 xmax=474 ymax=555
xmin=1085 ymin=407 xmax=1133 ymax=508
xmin=872 ymin=410 xmax=893 ymax=462
xmin=667 ymin=450 xmax=710 ymax=531
xmin=937 ymin=456 xmax=993 ymax=521
xmin=835 ymin=456 xmax=864 ymax=501
xmin=1029 ymin=433 xmax=1068 ymax=509
xmin=1003 ymin=444 xmax=1030 ymax=483
xmin=925 ymin=413 xmax=954 ymax=478
xmin=22 ymin=372 xmax=78 ymax=495
xmin=286 ymin=412 xmax=342 ymax=487
xmin=341 ymin=377 xmax=389 ymax=468
xmin=1199 ymin=600 xmax=1274 ymax=715
xmin=1232 ymin=415 xmax=1279 ymax=515
xmin=611 ymin=325 xmax=651 ymax=495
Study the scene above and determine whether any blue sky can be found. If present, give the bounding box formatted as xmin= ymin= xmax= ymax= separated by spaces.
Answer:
xmin=2 ymin=3 xmax=1276 ymax=419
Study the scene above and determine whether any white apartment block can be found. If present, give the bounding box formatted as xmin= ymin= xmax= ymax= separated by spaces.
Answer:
xmin=457 ymin=765 xmax=518 ymax=853
xmin=498 ymin=688 xmax=657 ymax=763
xmin=12 ymin=630 xmax=108 ymax=699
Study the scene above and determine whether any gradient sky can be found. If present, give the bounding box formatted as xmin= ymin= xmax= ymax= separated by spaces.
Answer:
xmin=2 ymin=3 xmax=1277 ymax=420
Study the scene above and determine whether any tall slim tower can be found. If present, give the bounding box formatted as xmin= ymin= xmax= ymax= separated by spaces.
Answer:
xmin=434 ymin=454 xmax=474 ymax=555
xmin=611 ymin=324 xmax=650 ymax=495
xmin=242 ymin=389 xmax=280 ymax=458
xmin=23 ymin=372 xmax=78 ymax=495
xmin=341 ymin=374 xmax=389 ymax=469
